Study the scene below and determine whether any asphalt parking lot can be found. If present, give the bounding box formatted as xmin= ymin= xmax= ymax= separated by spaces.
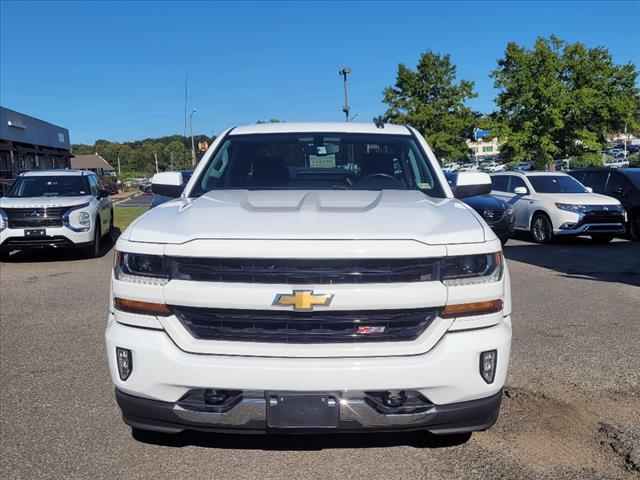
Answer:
xmin=1 ymin=237 xmax=639 ymax=480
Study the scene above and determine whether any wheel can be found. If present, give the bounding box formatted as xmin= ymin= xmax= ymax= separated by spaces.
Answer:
xmin=498 ymin=235 xmax=509 ymax=246
xmin=530 ymin=213 xmax=553 ymax=244
xmin=629 ymin=211 xmax=640 ymax=241
xmin=0 ymin=251 xmax=10 ymax=262
xmin=591 ymin=234 xmax=614 ymax=244
xmin=84 ymin=221 xmax=101 ymax=258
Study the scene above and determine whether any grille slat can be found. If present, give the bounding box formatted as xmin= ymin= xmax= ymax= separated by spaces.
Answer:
xmin=5 ymin=207 xmax=67 ymax=228
xmin=169 ymin=257 xmax=441 ymax=284
xmin=174 ymin=306 xmax=436 ymax=343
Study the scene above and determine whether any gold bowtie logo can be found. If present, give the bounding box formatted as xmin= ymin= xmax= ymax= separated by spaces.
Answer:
xmin=273 ymin=290 xmax=334 ymax=311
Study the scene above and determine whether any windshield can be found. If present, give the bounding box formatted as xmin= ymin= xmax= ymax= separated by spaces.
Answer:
xmin=192 ymin=133 xmax=445 ymax=197
xmin=528 ymin=175 xmax=587 ymax=193
xmin=6 ymin=175 xmax=89 ymax=198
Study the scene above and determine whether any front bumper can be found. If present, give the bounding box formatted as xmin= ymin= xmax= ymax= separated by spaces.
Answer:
xmin=115 ymin=387 xmax=503 ymax=435
xmin=0 ymin=226 xmax=94 ymax=251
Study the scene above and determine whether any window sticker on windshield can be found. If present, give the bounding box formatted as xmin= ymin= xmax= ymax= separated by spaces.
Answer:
xmin=309 ymin=154 xmax=336 ymax=168
xmin=418 ymin=182 xmax=432 ymax=189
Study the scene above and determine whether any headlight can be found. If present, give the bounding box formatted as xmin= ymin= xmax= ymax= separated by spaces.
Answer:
xmin=0 ymin=208 xmax=7 ymax=231
xmin=442 ymin=252 xmax=503 ymax=286
xmin=555 ymin=203 xmax=588 ymax=213
xmin=78 ymin=211 xmax=91 ymax=226
xmin=63 ymin=203 xmax=91 ymax=232
xmin=114 ymin=251 xmax=169 ymax=285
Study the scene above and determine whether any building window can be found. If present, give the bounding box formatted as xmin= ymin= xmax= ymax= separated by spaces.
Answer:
xmin=482 ymin=146 xmax=493 ymax=153
xmin=0 ymin=152 xmax=10 ymax=179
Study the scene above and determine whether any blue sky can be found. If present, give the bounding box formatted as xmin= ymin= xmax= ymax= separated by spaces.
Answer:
xmin=1 ymin=0 xmax=638 ymax=144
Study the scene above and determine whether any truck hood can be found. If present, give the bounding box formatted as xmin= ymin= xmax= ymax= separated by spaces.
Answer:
xmin=126 ymin=190 xmax=486 ymax=245
xmin=0 ymin=196 xmax=91 ymax=209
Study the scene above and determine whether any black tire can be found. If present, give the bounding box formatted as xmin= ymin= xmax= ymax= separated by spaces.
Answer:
xmin=591 ymin=234 xmax=614 ymax=244
xmin=84 ymin=221 xmax=101 ymax=258
xmin=629 ymin=211 xmax=640 ymax=242
xmin=499 ymin=235 xmax=509 ymax=246
xmin=0 ymin=251 xmax=10 ymax=262
xmin=530 ymin=213 xmax=553 ymax=244
xmin=107 ymin=210 xmax=116 ymax=243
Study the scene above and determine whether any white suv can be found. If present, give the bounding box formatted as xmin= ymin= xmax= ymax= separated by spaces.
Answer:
xmin=490 ymin=171 xmax=626 ymax=243
xmin=0 ymin=169 xmax=113 ymax=258
xmin=106 ymin=122 xmax=512 ymax=436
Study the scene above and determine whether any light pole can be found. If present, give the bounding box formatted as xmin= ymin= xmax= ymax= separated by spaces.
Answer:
xmin=189 ymin=108 xmax=198 ymax=166
xmin=339 ymin=67 xmax=351 ymax=122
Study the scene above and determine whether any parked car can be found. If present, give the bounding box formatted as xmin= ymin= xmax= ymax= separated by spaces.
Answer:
xmin=138 ymin=179 xmax=152 ymax=194
xmin=445 ymin=173 xmax=514 ymax=244
xmin=512 ymin=161 xmax=533 ymax=171
xmin=490 ymin=171 xmax=625 ymax=243
xmin=457 ymin=162 xmax=478 ymax=172
xmin=609 ymin=148 xmax=625 ymax=158
xmin=107 ymin=122 xmax=512 ymax=438
xmin=0 ymin=169 xmax=113 ymax=258
xmin=150 ymin=170 xmax=193 ymax=208
xmin=568 ymin=168 xmax=640 ymax=241
xmin=604 ymin=157 xmax=629 ymax=168
xmin=481 ymin=161 xmax=506 ymax=173
xmin=441 ymin=163 xmax=459 ymax=173
xmin=554 ymin=158 xmax=570 ymax=170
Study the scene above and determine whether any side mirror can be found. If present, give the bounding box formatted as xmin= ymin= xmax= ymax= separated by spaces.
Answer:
xmin=513 ymin=186 xmax=528 ymax=195
xmin=454 ymin=172 xmax=491 ymax=198
xmin=151 ymin=171 xmax=185 ymax=198
xmin=585 ymin=186 xmax=594 ymax=193
xmin=97 ymin=189 xmax=110 ymax=199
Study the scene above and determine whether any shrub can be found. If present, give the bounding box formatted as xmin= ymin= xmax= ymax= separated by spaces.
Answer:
xmin=571 ymin=152 xmax=604 ymax=168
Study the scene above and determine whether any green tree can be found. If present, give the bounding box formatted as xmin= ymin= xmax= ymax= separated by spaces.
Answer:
xmin=492 ymin=35 xmax=639 ymax=168
xmin=382 ymin=51 xmax=477 ymax=162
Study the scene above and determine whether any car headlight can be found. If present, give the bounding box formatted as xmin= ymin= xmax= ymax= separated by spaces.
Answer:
xmin=555 ymin=203 xmax=588 ymax=213
xmin=63 ymin=203 xmax=92 ymax=232
xmin=114 ymin=251 xmax=169 ymax=285
xmin=442 ymin=252 xmax=503 ymax=286
xmin=0 ymin=208 xmax=7 ymax=231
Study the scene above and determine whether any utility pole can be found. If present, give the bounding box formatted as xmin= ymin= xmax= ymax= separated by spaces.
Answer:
xmin=170 ymin=152 xmax=174 ymax=170
xmin=117 ymin=156 xmax=121 ymax=176
xmin=624 ymin=123 xmax=628 ymax=159
xmin=154 ymin=152 xmax=159 ymax=173
xmin=189 ymin=108 xmax=198 ymax=166
xmin=339 ymin=67 xmax=352 ymax=122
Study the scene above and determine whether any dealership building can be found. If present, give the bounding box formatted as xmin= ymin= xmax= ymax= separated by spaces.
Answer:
xmin=0 ymin=107 xmax=71 ymax=193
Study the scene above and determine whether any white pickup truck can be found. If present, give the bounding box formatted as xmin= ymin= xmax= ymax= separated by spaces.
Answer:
xmin=106 ymin=122 xmax=512 ymax=436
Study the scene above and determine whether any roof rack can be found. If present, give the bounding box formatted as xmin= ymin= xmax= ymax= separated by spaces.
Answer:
xmin=374 ymin=117 xmax=385 ymax=129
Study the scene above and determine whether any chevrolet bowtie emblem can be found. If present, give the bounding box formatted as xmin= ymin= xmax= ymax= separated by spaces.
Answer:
xmin=273 ymin=290 xmax=334 ymax=311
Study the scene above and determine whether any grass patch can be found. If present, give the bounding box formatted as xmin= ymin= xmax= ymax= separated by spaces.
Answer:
xmin=114 ymin=206 xmax=147 ymax=232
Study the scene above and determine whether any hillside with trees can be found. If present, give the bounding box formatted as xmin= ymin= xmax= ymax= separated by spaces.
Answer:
xmin=72 ymin=134 xmax=214 ymax=176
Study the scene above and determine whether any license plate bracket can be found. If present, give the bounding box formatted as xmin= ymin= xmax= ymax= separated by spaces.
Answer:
xmin=266 ymin=392 xmax=340 ymax=429
xmin=25 ymin=229 xmax=46 ymax=237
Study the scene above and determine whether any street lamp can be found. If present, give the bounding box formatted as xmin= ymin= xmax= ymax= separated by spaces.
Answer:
xmin=189 ymin=108 xmax=198 ymax=166
xmin=339 ymin=67 xmax=352 ymax=122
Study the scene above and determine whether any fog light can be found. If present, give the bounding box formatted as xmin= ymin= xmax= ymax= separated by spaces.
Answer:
xmin=116 ymin=348 xmax=133 ymax=381
xmin=382 ymin=390 xmax=407 ymax=407
xmin=480 ymin=350 xmax=497 ymax=384
xmin=203 ymin=389 xmax=228 ymax=405
xmin=560 ymin=222 xmax=575 ymax=230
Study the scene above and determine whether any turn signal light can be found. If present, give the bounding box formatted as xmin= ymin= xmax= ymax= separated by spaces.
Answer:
xmin=441 ymin=299 xmax=503 ymax=318
xmin=114 ymin=297 xmax=171 ymax=316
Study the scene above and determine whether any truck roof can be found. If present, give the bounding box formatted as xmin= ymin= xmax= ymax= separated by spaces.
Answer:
xmin=230 ymin=122 xmax=411 ymax=136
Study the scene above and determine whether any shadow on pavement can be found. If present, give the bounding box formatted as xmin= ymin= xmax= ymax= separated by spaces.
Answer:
xmin=504 ymin=235 xmax=640 ymax=287
xmin=131 ymin=428 xmax=471 ymax=450
xmin=0 ymin=230 xmax=119 ymax=264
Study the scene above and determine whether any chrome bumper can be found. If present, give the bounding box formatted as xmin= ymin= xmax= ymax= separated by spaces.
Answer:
xmin=115 ymin=388 xmax=502 ymax=435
